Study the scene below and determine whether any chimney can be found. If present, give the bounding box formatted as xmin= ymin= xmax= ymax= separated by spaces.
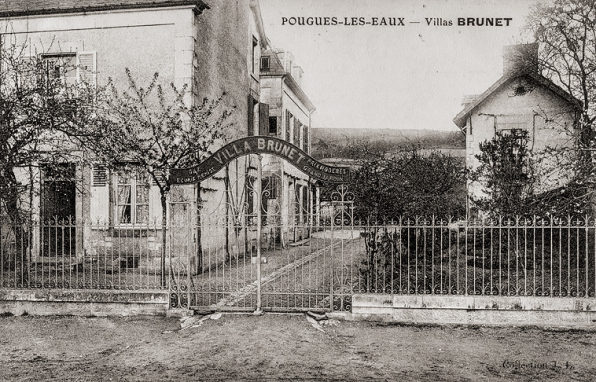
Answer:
xmin=292 ymin=66 xmax=304 ymax=87
xmin=279 ymin=50 xmax=295 ymax=73
xmin=503 ymin=43 xmax=538 ymax=76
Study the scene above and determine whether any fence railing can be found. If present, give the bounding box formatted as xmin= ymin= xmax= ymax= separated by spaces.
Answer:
xmin=2 ymin=217 xmax=595 ymax=301
xmin=1 ymin=221 xmax=174 ymax=290
xmin=358 ymin=217 xmax=596 ymax=298
xmin=0 ymin=218 xmax=345 ymax=293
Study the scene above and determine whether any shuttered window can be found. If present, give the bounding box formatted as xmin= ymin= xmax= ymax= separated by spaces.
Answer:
xmin=17 ymin=52 xmax=96 ymax=91
xmin=92 ymin=165 xmax=108 ymax=187
xmin=18 ymin=56 xmax=37 ymax=90
xmin=293 ymin=119 xmax=300 ymax=146
xmin=40 ymin=52 xmax=77 ymax=88
xmin=248 ymin=95 xmax=258 ymax=136
xmin=259 ymin=103 xmax=269 ymax=136
xmin=303 ymin=125 xmax=309 ymax=152
xmin=285 ymin=110 xmax=292 ymax=141
xmin=77 ymin=52 xmax=97 ymax=86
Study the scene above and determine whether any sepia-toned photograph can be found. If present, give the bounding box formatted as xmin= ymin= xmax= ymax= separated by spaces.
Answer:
xmin=1 ymin=0 xmax=596 ymax=380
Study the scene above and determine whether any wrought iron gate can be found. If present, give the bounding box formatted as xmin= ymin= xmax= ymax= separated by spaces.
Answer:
xmin=168 ymin=156 xmax=357 ymax=313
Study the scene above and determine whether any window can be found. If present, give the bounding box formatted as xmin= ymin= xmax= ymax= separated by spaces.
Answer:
xmin=40 ymin=52 xmax=77 ymax=89
xmin=302 ymin=184 xmax=310 ymax=220
xmin=293 ymin=119 xmax=301 ymax=145
xmin=268 ymin=116 xmax=278 ymax=135
xmin=303 ymin=125 xmax=309 ymax=152
xmin=495 ymin=115 xmax=528 ymax=133
xmin=39 ymin=52 xmax=96 ymax=87
xmin=495 ymin=115 xmax=532 ymax=151
xmin=285 ymin=110 xmax=292 ymax=141
xmin=247 ymin=95 xmax=258 ymax=136
xmin=499 ymin=128 xmax=524 ymax=137
xmin=15 ymin=52 xmax=95 ymax=93
xmin=92 ymin=165 xmax=108 ymax=187
xmin=116 ymin=171 xmax=150 ymax=224
xmin=293 ymin=183 xmax=300 ymax=223
xmin=261 ymin=56 xmax=270 ymax=71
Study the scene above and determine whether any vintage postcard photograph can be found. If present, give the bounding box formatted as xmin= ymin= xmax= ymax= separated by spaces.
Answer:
xmin=1 ymin=0 xmax=595 ymax=381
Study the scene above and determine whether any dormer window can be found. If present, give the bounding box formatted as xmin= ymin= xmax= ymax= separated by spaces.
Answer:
xmin=261 ymin=56 xmax=270 ymax=71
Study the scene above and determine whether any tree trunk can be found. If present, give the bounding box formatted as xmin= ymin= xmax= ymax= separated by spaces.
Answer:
xmin=6 ymin=193 xmax=29 ymax=280
xmin=160 ymin=193 xmax=167 ymax=288
xmin=196 ymin=182 xmax=203 ymax=275
xmin=579 ymin=118 xmax=595 ymax=214
xmin=1 ymin=170 xmax=29 ymax=279
xmin=225 ymin=165 xmax=230 ymax=263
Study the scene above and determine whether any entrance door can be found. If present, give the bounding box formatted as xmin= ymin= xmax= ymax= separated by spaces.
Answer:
xmin=41 ymin=164 xmax=76 ymax=256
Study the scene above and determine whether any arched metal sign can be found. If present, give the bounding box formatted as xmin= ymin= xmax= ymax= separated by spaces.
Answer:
xmin=169 ymin=136 xmax=352 ymax=314
xmin=170 ymin=136 xmax=350 ymax=184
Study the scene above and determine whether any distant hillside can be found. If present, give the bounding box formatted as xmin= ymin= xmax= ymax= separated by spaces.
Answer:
xmin=311 ymin=128 xmax=465 ymax=159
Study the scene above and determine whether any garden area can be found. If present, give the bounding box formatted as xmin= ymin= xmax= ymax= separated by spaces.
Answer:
xmin=359 ymin=219 xmax=596 ymax=298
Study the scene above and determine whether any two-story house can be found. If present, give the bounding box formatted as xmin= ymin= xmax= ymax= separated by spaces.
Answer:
xmin=454 ymin=43 xmax=580 ymax=215
xmin=0 ymin=0 xmax=269 ymax=270
xmin=259 ymin=48 xmax=316 ymax=244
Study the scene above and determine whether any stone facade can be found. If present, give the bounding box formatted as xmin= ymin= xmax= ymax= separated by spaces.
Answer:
xmin=351 ymin=294 xmax=596 ymax=328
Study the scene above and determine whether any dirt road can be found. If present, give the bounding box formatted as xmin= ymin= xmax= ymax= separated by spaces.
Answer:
xmin=2 ymin=313 xmax=596 ymax=381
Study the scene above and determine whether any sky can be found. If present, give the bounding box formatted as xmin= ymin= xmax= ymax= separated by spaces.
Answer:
xmin=258 ymin=0 xmax=546 ymax=131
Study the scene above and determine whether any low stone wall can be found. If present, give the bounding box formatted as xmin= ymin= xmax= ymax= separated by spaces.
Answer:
xmin=352 ymin=294 xmax=596 ymax=328
xmin=0 ymin=289 xmax=169 ymax=317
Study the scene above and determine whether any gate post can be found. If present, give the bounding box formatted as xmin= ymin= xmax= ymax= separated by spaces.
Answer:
xmin=255 ymin=154 xmax=263 ymax=314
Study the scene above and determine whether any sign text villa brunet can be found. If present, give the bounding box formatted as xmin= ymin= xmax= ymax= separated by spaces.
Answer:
xmin=170 ymin=136 xmax=351 ymax=184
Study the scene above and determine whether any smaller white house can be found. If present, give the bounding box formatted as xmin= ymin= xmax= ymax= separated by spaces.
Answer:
xmin=453 ymin=43 xmax=580 ymax=213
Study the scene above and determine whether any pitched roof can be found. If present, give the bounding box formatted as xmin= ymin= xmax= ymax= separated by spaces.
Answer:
xmin=261 ymin=48 xmax=316 ymax=113
xmin=453 ymin=71 xmax=582 ymax=129
xmin=460 ymin=94 xmax=480 ymax=106
xmin=0 ymin=0 xmax=208 ymax=18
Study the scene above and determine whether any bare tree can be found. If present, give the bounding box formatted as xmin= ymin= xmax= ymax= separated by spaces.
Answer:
xmin=528 ymin=0 xmax=596 ymax=134
xmin=77 ymin=69 xmax=232 ymax=285
xmin=0 ymin=34 xmax=96 ymax=273
xmin=525 ymin=0 xmax=596 ymax=210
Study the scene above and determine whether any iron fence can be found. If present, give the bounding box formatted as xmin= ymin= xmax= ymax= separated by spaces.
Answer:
xmin=167 ymin=215 xmax=360 ymax=312
xmin=2 ymin=216 xmax=595 ymax=313
xmin=1 ymin=221 xmax=169 ymax=290
xmin=359 ymin=217 xmax=596 ymax=298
